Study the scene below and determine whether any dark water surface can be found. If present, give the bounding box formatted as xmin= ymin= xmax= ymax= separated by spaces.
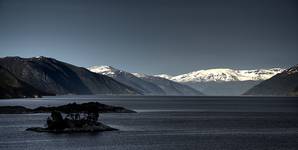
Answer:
xmin=0 ymin=96 xmax=298 ymax=150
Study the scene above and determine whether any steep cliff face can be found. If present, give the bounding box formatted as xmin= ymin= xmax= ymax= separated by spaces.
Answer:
xmin=0 ymin=57 xmax=138 ymax=96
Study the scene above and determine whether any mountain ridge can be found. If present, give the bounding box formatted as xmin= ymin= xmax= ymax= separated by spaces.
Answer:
xmin=88 ymin=66 xmax=203 ymax=96
xmin=0 ymin=57 xmax=139 ymax=97
xmin=88 ymin=66 xmax=166 ymax=95
xmin=155 ymin=68 xmax=284 ymax=82
xmin=244 ymin=65 xmax=298 ymax=96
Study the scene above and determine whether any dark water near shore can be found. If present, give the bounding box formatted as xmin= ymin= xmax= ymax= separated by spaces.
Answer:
xmin=0 ymin=96 xmax=298 ymax=150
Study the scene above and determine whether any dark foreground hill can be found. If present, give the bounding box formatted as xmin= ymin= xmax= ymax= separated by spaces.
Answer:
xmin=244 ymin=65 xmax=298 ymax=96
xmin=0 ymin=56 xmax=138 ymax=98
xmin=0 ymin=66 xmax=52 ymax=99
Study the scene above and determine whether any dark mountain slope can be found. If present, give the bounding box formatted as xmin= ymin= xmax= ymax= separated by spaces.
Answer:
xmin=88 ymin=66 xmax=166 ymax=95
xmin=185 ymin=81 xmax=261 ymax=96
xmin=134 ymin=74 xmax=204 ymax=96
xmin=107 ymin=71 xmax=166 ymax=95
xmin=0 ymin=66 xmax=51 ymax=99
xmin=244 ymin=65 xmax=298 ymax=96
xmin=0 ymin=57 xmax=138 ymax=95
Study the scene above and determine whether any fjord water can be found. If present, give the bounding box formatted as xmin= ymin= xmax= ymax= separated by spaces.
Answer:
xmin=0 ymin=96 xmax=298 ymax=150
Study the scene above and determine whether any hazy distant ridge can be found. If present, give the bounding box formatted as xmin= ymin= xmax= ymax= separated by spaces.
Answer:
xmin=88 ymin=66 xmax=203 ymax=96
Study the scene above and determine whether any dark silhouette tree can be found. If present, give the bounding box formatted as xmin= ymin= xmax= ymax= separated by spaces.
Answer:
xmin=47 ymin=111 xmax=66 ymax=130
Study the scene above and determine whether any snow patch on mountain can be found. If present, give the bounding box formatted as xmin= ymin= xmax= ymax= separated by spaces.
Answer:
xmin=132 ymin=73 xmax=149 ymax=78
xmin=157 ymin=68 xmax=284 ymax=82
xmin=154 ymin=74 xmax=173 ymax=79
xmin=88 ymin=65 xmax=119 ymax=75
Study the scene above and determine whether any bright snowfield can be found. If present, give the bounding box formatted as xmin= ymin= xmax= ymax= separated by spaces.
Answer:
xmin=88 ymin=65 xmax=119 ymax=76
xmin=155 ymin=68 xmax=284 ymax=82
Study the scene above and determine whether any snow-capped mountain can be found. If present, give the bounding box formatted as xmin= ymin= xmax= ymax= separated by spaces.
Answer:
xmin=156 ymin=68 xmax=284 ymax=83
xmin=155 ymin=68 xmax=284 ymax=96
xmin=88 ymin=66 xmax=203 ymax=96
xmin=88 ymin=66 xmax=284 ymax=96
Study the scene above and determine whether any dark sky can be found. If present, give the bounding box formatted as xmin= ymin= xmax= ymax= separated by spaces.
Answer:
xmin=0 ymin=0 xmax=297 ymax=75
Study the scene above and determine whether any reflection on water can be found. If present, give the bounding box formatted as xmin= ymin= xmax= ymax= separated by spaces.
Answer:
xmin=0 ymin=96 xmax=298 ymax=150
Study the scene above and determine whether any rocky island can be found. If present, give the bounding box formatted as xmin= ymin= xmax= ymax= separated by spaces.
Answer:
xmin=0 ymin=102 xmax=135 ymax=114
xmin=26 ymin=110 xmax=117 ymax=133
xmin=0 ymin=102 xmax=135 ymax=133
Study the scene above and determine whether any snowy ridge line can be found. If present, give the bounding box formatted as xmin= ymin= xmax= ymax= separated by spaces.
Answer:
xmin=88 ymin=66 xmax=284 ymax=83
xmin=155 ymin=68 xmax=284 ymax=82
